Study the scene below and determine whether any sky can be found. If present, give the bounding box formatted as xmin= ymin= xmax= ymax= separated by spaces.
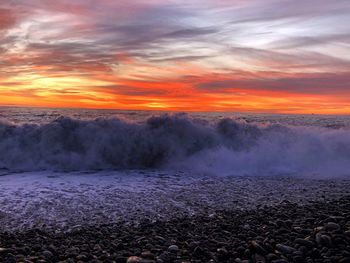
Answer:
xmin=0 ymin=0 xmax=349 ymax=113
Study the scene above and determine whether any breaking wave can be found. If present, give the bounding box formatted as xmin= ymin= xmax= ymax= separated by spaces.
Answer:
xmin=0 ymin=114 xmax=350 ymax=177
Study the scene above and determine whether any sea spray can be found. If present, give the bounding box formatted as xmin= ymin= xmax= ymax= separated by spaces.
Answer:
xmin=0 ymin=114 xmax=350 ymax=177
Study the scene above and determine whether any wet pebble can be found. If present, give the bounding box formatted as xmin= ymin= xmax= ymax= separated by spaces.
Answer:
xmin=0 ymin=196 xmax=348 ymax=263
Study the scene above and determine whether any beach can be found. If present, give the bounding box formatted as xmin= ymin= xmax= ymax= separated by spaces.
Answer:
xmin=0 ymin=110 xmax=350 ymax=262
xmin=0 ymin=172 xmax=349 ymax=262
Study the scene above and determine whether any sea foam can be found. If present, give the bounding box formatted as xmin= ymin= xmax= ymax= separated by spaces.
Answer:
xmin=0 ymin=114 xmax=349 ymax=177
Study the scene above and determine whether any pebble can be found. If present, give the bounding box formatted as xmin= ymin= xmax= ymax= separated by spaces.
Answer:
xmin=0 ymin=248 xmax=11 ymax=255
xmin=316 ymin=233 xmax=333 ymax=247
xmin=127 ymin=256 xmax=141 ymax=263
xmin=251 ymin=241 xmax=267 ymax=255
xmin=141 ymin=251 xmax=155 ymax=259
xmin=266 ymin=253 xmax=278 ymax=261
xmin=167 ymin=245 xmax=179 ymax=253
xmin=272 ymin=260 xmax=289 ymax=263
xmin=41 ymin=250 xmax=53 ymax=259
xmin=0 ymin=197 xmax=348 ymax=263
xmin=275 ymin=244 xmax=296 ymax=254
xmin=294 ymin=238 xmax=314 ymax=248
xmin=116 ymin=257 xmax=128 ymax=263
xmin=217 ymin=247 xmax=229 ymax=260
xmin=76 ymin=253 xmax=89 ymax=261
xmin=157 ymin=251 xmax=176 ymax=262
xmin=326 ymin=222 xmax=341 ymax=231
xmin=345 ymin=230 xmax=350 ymax=237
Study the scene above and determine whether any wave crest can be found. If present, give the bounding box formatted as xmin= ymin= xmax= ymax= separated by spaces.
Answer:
xmin=0 ymin=114 xmax=350 ymax=177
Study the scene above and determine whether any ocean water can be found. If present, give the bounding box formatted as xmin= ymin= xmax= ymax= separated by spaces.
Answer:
xmin=0 ymin=106 xmax=350 ymax=178
xmin=1 ymin=107 xmax=350 ymax=230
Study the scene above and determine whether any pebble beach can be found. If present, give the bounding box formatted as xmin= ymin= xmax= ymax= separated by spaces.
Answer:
xmin=0 ymin=172 xmax=349 ymax=263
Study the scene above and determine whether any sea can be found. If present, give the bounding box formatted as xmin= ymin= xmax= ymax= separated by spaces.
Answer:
xmin=1 ymin=106 xmax=350 ymax=231
xmin=0 ymin=106 xmax=350 ymax=178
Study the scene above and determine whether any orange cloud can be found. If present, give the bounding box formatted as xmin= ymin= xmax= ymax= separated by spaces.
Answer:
xmin=1 ymin=0 xmax=350 ymax=114
xmin=0 ymin=8 xmax=16 ymax=30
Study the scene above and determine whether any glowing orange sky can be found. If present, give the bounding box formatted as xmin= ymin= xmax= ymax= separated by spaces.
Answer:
xmin=0 ymin=0 xmax=349 ymax=113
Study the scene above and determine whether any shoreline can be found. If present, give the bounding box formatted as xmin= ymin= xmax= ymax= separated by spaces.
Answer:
xmin=0 ymin=196 xmax=349 ymax=262
xmin=0 ymin=172 xmax=349 ymax=232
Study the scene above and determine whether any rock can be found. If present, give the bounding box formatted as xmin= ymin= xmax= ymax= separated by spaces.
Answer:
xmin=116 ymin=257 xmax=128 ymax=263
xmin=275 ymin=244 xmax=296 ymax=254
xmin=157 ymin=251 xmax=176 ymax=262
xmin=4 ymin=253 xmax=16 ymax=263
xmin=0 ymin=248 xmax=12 ymax=255
xmin=154 ymin=236 xmax=166 ymax=242
xmin=328 ymin=216 xmax=345 ymax=222
xmin=217 ymin=248 xmax=229 ymax=260
xmin=70 ymin=224 xmax=83 ymax=232
xmin=236 ymin=246 xmax=245 ymax=255
xmin=243 ymin=224 xmax=250 ymax=230
xmin=314 ymin=226 xmax=324 ymax=232
xmin=310 ymin=248 xmax=321 ymax=258
xmin=41 ymin=250 xmax=53 ymax=259
xmin=76 ymin=253 xmax=89 ymax=261
xmin=141 ymin=251 xmax=155 ymax=259
xmin=0 ymin=195 xmax=349 ymax=263
xmin=264 ymin=243 xmax=273 ymax=253
xmin=127 ymin=257 xmax=142 ymax=263
xmin=244 ymin=248 xmax=251 ymax=258
xmin=266 ymin=253 xmax=278 ymax=261
xmin=276 ymin=219 xmax=284 ymax=226
xmin=31 ymin=244 xmax=42 ymax=252
xmin=217 ymin=248 xmax=228 ymax=254
xmin=298 ymin=245 xmax=308 ymax=254
xmin=65 ymin=247 xmax=80 ymax=258
xmin=251 ymin=241 xmax=267 ymax=255
xmin=93 ymin=244 xmax=101 ymax=251
xmin=345 ymin=230 xmax=350 ymax=237
xmin=294 ymin=238 xmax=314 ymax=248
xmin=316 ymin=234 xmax=333 ymax=247
xmin=293 ymin=255 xmax=304 ymax=263
xmin=325 ymin=222 xmax=340 ymax=231
xmin=193 ymin=246 xmax=205 ymax=256
xmin=254 ymin=253 xmax=266 ymax=263
xmin=272 ymin=260 xmax=288 ymax=263
xmin=293 ymin=227 xmax=302 ymax=232
xmin=168 ymin=245 xmax=179 ymax=253
xmin=315 ymin=233 xmax=322 ymax=244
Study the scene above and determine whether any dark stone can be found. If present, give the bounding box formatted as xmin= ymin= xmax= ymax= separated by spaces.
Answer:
xmin=266 ymin=253 xmax=278 ymax=261
xmin=167 ymin=245 xmax=179 ymax=253
xmin=272 ymin=260 xmax=288 ymax=263
xmin=275 ymin=244 xmax=296 ymax=254
xmin=41 ymin=250 xmax=53 ymax=259
xmin=251 ymin=241 xmax=267 ymax=255
xmin=294 ymin=238 xmax=314 ymax=248
xmin=115 ymin=256 xmax=128 ymax=263
xmin=325 ymin=222 xmax=340 ymax=231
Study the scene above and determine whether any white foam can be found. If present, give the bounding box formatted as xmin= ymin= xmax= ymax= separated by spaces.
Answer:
xmin=0 ymin=171 xmax=349 ymax=232
xmin=0 ymin=115 xmax=349 ymax=178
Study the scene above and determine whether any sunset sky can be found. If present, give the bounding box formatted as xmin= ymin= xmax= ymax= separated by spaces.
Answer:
xmin=0 ymin=0 xmax=349 ymax=113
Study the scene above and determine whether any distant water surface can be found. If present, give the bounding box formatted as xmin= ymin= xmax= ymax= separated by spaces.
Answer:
xmin=1 ymin=106 xmax=350 ymax=128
